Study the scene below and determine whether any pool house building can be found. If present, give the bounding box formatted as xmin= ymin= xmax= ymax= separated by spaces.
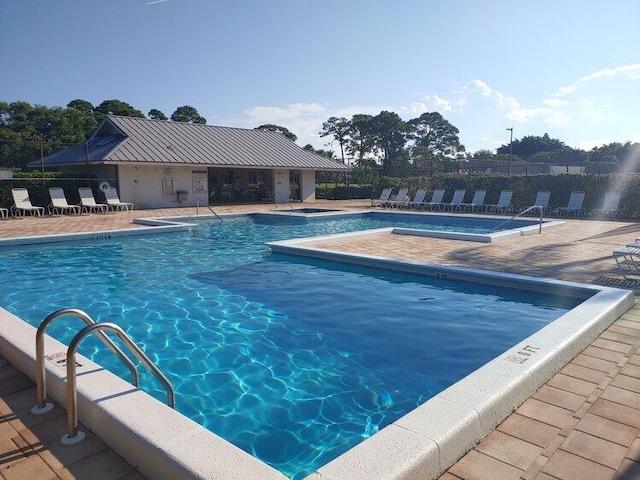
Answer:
xmin=41 ymin=115 xmax=348 ymax=209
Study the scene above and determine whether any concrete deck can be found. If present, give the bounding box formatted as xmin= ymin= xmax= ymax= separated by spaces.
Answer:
xmin=1 ymin=200 xmax=639 ymax=479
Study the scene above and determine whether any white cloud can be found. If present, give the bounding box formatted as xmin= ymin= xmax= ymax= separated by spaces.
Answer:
xmin=219 ymin=63 xmax=640 ymax=155
xmin=423 ymin=95 xmax=453 ymax=112
xmin=244 ymin=103 xmax=328 ymax=123
xmin=553 ymin=64 xmax=640 ymax=97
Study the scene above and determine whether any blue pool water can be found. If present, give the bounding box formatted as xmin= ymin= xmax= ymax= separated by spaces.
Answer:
xmin=0 ymin=214 xmax=580 ymax=478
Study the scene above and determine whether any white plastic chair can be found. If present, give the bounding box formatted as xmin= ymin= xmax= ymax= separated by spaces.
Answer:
xmin=555 ymin=191 xmax=585 ymax=217
xmin=445 ymin=189 xmax=466 ymax=211
xmin=460 ymin=190 xmax=487 ymax=212
xmin=78 ymin=187 xmax=108 ymax=214
xmin=104 ymin=188 xmax=134 ymax=212
xmin=486 ymin=190 xmax=514 ymax=214
xmin=592 ymin=192 xmax=621 ymax=219
xmin=11 ymin=188 xmax=45 ymax=217
xmin=48 ymin=187 xmax=81 ymax=215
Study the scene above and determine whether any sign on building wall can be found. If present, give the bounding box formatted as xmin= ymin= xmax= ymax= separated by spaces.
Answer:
xmin=163 ymin=167 xmax=174 ymax=196
xmin=192 ymin=170 xmax=207 ymax=193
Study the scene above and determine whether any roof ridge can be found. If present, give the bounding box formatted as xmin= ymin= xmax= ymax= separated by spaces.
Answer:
xmin=107 ymin=115 xmax=280 ymax=135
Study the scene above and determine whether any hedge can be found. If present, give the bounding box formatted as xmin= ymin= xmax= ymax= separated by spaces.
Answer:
xmin=319 ymin=174 xmax=640 ymax=219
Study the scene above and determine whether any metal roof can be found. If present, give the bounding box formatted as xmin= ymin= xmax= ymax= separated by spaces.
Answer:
xmin=42 ymin=115 xmax=348 ymax=171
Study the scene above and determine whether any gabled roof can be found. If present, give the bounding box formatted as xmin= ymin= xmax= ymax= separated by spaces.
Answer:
xmin=42 ymin=115 xmax=348 ymax=171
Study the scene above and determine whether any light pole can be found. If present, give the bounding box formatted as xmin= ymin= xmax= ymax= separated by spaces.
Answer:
xmin=506 ymin=127 xmax=513 ymax=175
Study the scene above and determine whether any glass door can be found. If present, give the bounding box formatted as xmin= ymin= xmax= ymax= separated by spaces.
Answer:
xmin=289 ymin=170 xmax=301 ymax=201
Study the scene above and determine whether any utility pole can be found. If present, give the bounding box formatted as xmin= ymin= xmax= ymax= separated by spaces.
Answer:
xmin=506 ymin=127 xmax=513 ymax=175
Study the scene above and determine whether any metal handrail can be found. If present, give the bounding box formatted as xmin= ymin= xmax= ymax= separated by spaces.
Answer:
xmin=490 ymin=205 xmax=545 ymax=233
xmin=62 ymin=322 xmax=175 ymax=445
xmin=196 ymin=199 xmax=223 ymax=221
xmin=274 ymin=192 xmax=293 ymax=210
xmin=31 ymin=308 xmax=138 ymax=415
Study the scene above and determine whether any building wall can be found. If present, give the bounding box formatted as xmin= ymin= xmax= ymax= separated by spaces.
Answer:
xmin=108 ymin=164 xmax=318 ymax=209
xmin=118 ymin=164 xmax=209 ymax=209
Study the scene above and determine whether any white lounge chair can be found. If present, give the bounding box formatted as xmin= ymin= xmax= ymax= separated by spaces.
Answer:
xmin=592 ymin=192 xmax=621 ymax=220
xmin=522 ymin=190 xmax=551 ymax=215
xmin=409 ymin=188 xmax=427 ymax=209
xmin=486 ymin=190 xmax=514 ymax=214
xmin=48 ymin=187 xmax=81 ymax=216
xmin=425 ymin=189 xmax=446 ymax=211
xmin=444 ymin=189 xmax=466 ymax=211
xmin=78 ymin=187 xmax=108 ymax=214
xmin=387 ymin=187 xmax=409 ymax=208
xmin=0 ymin=207 xmax=8 ymax=219
xmin=11 ymin=188 xmax=45 ymax=217
xmin=554 ymin=191 xmax=585 ymax=217
xmin=372 ymin=187 xmax=392 ymax=208
xmin=104 ymin=188 xmax=134 ymax=212
xmin=460 ymin=190 xmax=487 ymax=212
xmin=614 ymin=244 xmax=640 ymax=278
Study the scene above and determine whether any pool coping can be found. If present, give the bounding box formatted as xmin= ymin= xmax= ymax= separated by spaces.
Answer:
xmin=0 ymin=210 xmax=563 ymax=247
xmin=254 ymin=209 xmax=565 ymax=243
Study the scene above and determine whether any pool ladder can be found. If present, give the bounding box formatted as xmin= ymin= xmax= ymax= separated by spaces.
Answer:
xmin=31 ymin=308 xmax=175 ymax=446
xmin=490 ymin=205 xmax=545 ymax=234
xmin=274 ymin=192 xmax=294 ymax=210
xmin=196 ymin=199 xmax=223 ymax=221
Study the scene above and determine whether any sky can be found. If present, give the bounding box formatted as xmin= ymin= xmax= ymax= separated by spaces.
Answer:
xmin=1 ymin=0 xmax=639 ymax=157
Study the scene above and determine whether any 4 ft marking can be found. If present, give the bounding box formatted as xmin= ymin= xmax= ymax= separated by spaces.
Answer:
xmin=506 ymin=345 xmax=540 ymax=364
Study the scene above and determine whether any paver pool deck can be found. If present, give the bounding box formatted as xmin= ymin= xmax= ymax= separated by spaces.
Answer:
xmin=1 ymin=200 xmax=640 ymax=479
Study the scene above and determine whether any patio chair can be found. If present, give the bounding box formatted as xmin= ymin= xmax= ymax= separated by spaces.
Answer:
xmin=78 ymin=187 xmax=108 ymax=214
xmin=11 ymin=188 xmax=45 ymax=217
xmin=444 ymin=189 xmax=466 ymax=211
xmin=425 ymin=189 xmax=446 ymax=211
xmin=387 ymin=187 xmax=409 ymax=208
xmin=48 ymin=187 xmax=81 ymax=216
xmin=459 ymin=190 xmax=487 ymax=212
xmin=372 ymin=187 xmax=393 ymax=208
xmin=409 ymin=188 xmax=427 ymax=209
xmin=104 ymin=188 xmax=134 ymax=212
xmin=486 ymin=190 xmax=514 ymax=214
xmin=522 ymin=190 xmax=551 ymax=216
xmin=591 ymin=192 xmax=621 ymax=220
xmin=0 ymin=207 xmax=8 ymax=219
xmin=554 ymin=191 xmax=585 ymax=217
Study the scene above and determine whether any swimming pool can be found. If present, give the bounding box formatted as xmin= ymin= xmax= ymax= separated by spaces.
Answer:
xmin=0 ymin=212 xmax=631 ymax=479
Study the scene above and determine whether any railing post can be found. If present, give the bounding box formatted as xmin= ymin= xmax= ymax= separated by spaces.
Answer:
xmin=31 ymin=308 xmax=139 ymax=416
xmin=60 ymin=322 xmax=175 ymax=446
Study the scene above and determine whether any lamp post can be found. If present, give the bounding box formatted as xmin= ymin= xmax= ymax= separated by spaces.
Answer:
xmin=506 ymin=127 xmax=513 ymax=175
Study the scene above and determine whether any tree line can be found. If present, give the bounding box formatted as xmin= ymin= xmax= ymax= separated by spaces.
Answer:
xmin=313 ymin=113 xmax=639 ymax=175
xmin=1 ymin=98 xmax=637 ymax=172
xmin=0 ymin=99 xmax=209 ymax=168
